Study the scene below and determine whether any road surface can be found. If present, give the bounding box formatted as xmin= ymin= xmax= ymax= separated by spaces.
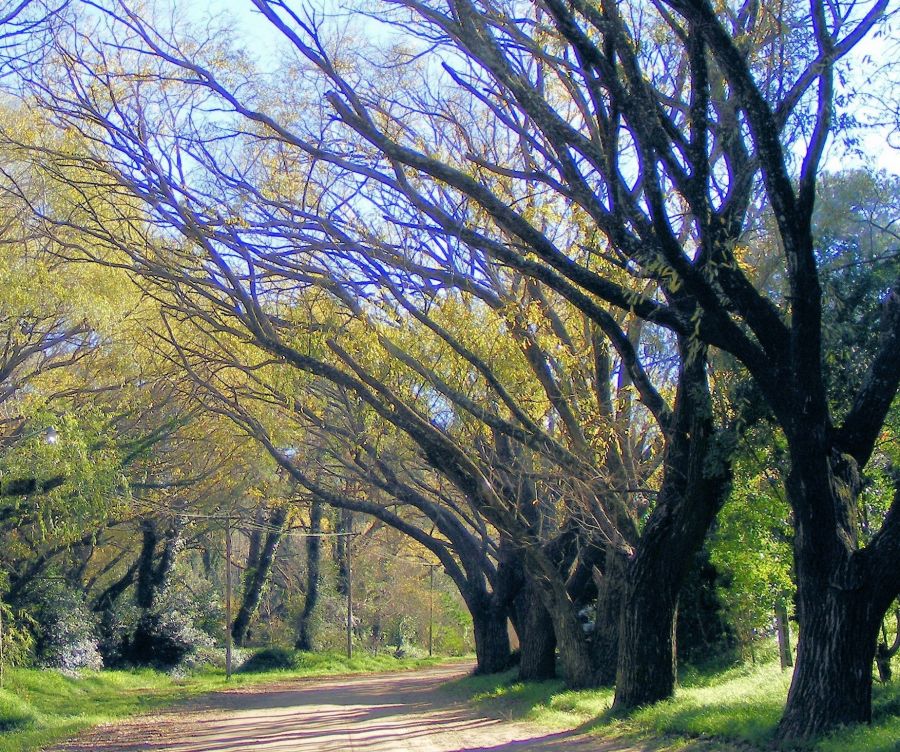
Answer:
xmin=48 ymin=663 xmax=638 ymax=751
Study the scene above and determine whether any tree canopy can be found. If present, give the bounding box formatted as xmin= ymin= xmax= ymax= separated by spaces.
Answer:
xmin=0 ymin=0 xmax=897 ymax=744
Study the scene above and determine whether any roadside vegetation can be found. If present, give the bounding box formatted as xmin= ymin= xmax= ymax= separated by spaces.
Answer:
xmin=455 ymin=646 xmax=900 ymax=751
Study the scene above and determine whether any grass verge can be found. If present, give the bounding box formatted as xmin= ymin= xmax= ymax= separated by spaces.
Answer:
xmin=447 ymin=658 xmax=900 ymax=751
xmin=0 ymin=651 xmax=446 ymax=752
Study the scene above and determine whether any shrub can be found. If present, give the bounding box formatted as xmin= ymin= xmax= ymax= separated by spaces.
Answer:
xmin=120 ymin=564 xmax=220 ymax=669
xmin=27 ymin=582 xmax=103 ymax=673
xmin=96 ymin=598 xmax=140 ymax=667
xmin=176 ymin=645 xmax=247 ymax=674
xmin=125 ymin=608 xmax=213 ymax=669
xmin=163 ymin=562 xmax=222 ymax=638
xmin=238 ymin=647 xmax=297 ymax=673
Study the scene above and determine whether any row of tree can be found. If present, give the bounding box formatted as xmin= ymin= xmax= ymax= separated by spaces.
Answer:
xmin=0 ymin=0 xmax=897 ymax=743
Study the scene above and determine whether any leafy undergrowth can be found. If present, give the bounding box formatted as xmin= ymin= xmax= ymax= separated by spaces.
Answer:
xmin=0 ymin=650 xmax=445 ymax=752
xmin=449 ymin=658 xmax=900 ymax=751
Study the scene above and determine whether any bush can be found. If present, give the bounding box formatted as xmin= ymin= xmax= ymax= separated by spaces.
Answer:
xmin=116 ymin=563 xmax=220 ymax=670
xmin=96 ymin=598 xmax=140 ymax=667
xmin=238 ymin=647 xmax=297 ymax=673
xmin=27 ymin=582 xmax=103 ymax=673
xmin=125 ymin=608 xmax=214 ymax=669
xmin=175 ymin=645 xmax=247 ymax=674
xmin=95 ymin=556 xmax=224 ymax=669
xmin=163 ymin=561 xmax=222 ymax=638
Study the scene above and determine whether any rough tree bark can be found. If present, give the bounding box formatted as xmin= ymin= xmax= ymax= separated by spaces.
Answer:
xmin=469 ymin=589 xmax=512 ymax=675
xmin=514 ymin=577 xmax=556 ymax=681
xmin=232 ymin=506 xmax=286 ymax=646
xmin=134 ymin=518 xmax=159 ymax=610
xmin=591 ymin=545 xmax=629 ymax=685
xmin=134 ymin=518 xmax=184 ymax=610
xmin=295 ymin=499 xmax=323 ymax=651
xmin=775 ymin=452 xmax=899 ymax=739
xmin=129 ymin=517 xmax=185 ymax=665
xmin=614 ymin=346 xmax=733 ymax=710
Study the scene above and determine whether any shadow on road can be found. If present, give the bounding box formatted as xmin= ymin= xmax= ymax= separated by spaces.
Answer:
xmin=50 ymin=664 xmax=677 ymax=752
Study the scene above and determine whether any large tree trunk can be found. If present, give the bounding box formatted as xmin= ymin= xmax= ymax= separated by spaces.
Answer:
xmin=514 ymin=578 xmax=556 ymax=681
xmin=471 ymin=595 xmax=512 ymax=674
xmin=614 ymin=551 xmax=679 ymax=708
xmin=613 ymin=346 xmax=732 ymax=711
xmin=778 ymin=583 xmax=882 ymax=738
xmin=134 ymin=518 xmax=182 ymax=610
xmin=233 ymin=506 xmax=286 ymax=647
xmin=129 ymin=518 xmax=184 ymax=665
xmin=135 ymin=519 xmax=159 ymax=609
xmin=153 ymin=520 xmax=181 ymax=592
xmin=553 ymin=609 xmax=596 ymax=687
xmin=591 ymin=545 xmax=628 ymax=685
xmin=461 ymin=542 xmax=513 ymax=675
xmin=246 ymin=507 xmax=265 ymax=569
xmin=775 ymin=454 xmax=898 ymax=741
xmin=525 ymin=555 xmax=598 ymax=688
xmin=295 ymin=499 xmax=323 ymax=651
xmin=504 ymin=528 xmax=600 ymax=688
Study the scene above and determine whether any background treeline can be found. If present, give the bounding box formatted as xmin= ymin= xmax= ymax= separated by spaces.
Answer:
xmin=0 ymin=0 xmax=897 ymax=746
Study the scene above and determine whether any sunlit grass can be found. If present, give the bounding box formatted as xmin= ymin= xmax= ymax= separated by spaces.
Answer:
xmin=452 ymin=653 xmax=900 ymax=751
xmin=253 ymin=649 xmax=442 ymax=676
xmin=0 ymin=668 xmax=191 ymax=752
xmin=629 ymin=661 xmax=791 ymax=744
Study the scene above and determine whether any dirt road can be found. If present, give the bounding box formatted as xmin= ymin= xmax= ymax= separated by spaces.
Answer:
xmin=49 ymin=663 xmax=636 ymax=751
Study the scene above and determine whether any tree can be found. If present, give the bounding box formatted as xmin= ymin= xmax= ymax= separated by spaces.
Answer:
xmin=233 ymin=502 xmax=287 ymax=647
xmin=220 ymin=1 xmax=895 ymax=738
xmin=8 ymin=0 xmax=899 ymax=738
xmin=0 ymin=0 xmax=747 ymax=702
xmin=293 ymin=497 xmax=320 ymax=651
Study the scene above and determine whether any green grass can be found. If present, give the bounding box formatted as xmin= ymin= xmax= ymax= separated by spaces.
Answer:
xmin=0 ymin=651 xmax=446 ymax=752
xmin=448 ymin=657 xmax=900 ymax=751
xmin=241 ymin=649 xmax=442 ymax=677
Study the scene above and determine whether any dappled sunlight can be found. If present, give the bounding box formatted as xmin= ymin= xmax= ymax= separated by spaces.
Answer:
xmin=50 ymin=664 xmax=607 ymax=752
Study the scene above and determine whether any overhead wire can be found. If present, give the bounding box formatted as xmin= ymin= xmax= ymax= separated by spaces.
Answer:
xmin=129 ymin=506 xmax=360 ymax=537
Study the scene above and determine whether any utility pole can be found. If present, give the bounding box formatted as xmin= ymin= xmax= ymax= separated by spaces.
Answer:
xmin=225 ymin=515 xmax=233 ymax=680
xmin=428 ymin=564 xmax=435 ymax=657
xmin=346 ymin=531 xmax=353 ymax=659
xmin=1 ymin=595 xmax=5 ymax=689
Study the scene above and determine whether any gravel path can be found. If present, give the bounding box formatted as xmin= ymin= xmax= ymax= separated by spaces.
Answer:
xmin=47 ymin=663 xmax=641 ymax=751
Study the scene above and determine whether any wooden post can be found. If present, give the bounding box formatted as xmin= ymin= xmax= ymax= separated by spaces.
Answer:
xmin=346 ymin=531 xmax=353 ymax=659
xmin=776 ymin=599 xmax=793 ymax=670
xmin=428 ymin=565 xmax=435 ymax=657
xmin=225 ymin=516 xmax=233 ymax=680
